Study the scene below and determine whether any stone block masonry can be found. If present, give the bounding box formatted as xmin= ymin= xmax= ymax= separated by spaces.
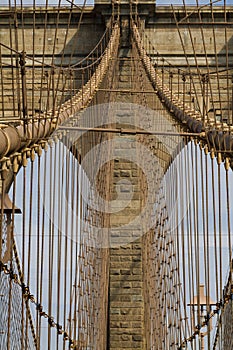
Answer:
xmin=107 ymin=17 xmax=146 ymax=349
xmin=108 ymin=239 xmax=146 ymax=349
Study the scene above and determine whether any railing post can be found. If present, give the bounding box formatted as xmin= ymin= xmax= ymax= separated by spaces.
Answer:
xmin=162 ymin=58 xmax=164 ymax=101
xmin=19 ymin=51 xmax=28 ymax=131
xmin=201 ymin=73 xmax=207 ymax=124
xmin=182 ymin=73 xmax=186 ymax=113
xmin=82 ymin=68 xmax=84 ymax=106
xmin=177 ymin=68 xmax=180 ymax=99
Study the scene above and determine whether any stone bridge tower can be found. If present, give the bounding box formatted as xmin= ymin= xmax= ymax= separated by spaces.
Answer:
xmin=94 ymin=2 xmax=155 ymax=349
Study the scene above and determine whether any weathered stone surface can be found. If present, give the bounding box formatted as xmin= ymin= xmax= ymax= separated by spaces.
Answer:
xmin=108 ymin=21 xmax=146 ymax=349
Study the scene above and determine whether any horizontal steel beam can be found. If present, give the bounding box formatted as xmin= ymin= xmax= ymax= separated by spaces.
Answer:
xmin=58 ymin=125 xmax=205 ymax=137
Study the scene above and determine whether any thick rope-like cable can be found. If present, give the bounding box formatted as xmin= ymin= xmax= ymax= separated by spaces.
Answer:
xmin=0 ymin=22 xmax=120 ymax=160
